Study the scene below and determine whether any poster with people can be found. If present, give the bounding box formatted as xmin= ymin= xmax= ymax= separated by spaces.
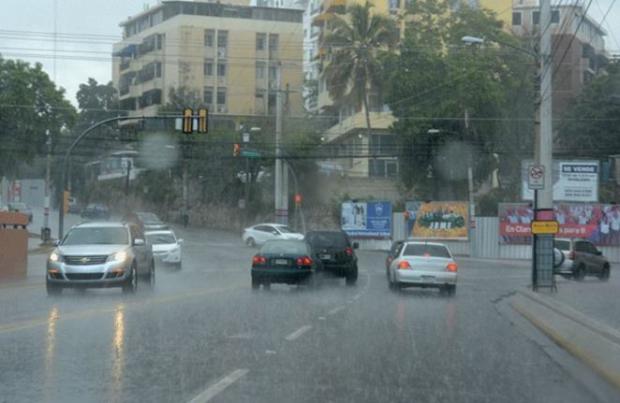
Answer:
xmin=411 ymin=202 xmax=469 ymax=240
xmin=341 ymin=201 xmax=391 ymax=238
xmin=405 ymin=201 xmax=422 ymax=236
xmin=499 ymin=203 xmax=620 ymax=246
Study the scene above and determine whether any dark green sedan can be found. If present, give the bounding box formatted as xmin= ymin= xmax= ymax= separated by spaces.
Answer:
xmin=251 ymin=239 xmax=320 ymax=290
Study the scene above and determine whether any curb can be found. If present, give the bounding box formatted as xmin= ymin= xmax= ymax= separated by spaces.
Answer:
xmin=511 ymin=290 xmax=620 ymax=390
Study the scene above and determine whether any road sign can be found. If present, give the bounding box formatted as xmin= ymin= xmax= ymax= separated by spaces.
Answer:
xmin=528 ymin=165 xmax=545 ymax=190
xmin=531 ymin=220 xmax=559 ymax=235
xmin=241 ymin=149 xmax=261 ymax=158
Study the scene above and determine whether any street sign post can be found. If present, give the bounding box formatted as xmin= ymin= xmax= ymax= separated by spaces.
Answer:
xmin=528 ymin=165 xmax=545 ymax=190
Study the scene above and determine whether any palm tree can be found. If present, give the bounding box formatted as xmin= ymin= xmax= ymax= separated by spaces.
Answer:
xmin=322 ymin=1 xmax=398 ymax=133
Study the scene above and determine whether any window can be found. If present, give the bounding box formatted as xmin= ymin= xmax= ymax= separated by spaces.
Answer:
xmin=269 ymin=34 xmax=279 ymax=51
xmin=269 ymin=65 xmax=278 ymax=80
xmin=256 ymin=33 xmax=266 ymax=51
xmin=204 ymin=86 xmax=214 ymax=104
xmin=217 ymin=88 xmax=227 ymax=105
xmin=512 ymin=12 xmax=522 ymax=26
xmin=204 ymin=59 xmax=214 ymax=76
xmin=217 ymin=30 xmax=228 ymax=48
xmin=403 ymin=244 xmax=451 ymax=259
xmin=204 ymin=29 xmax=214 ymax=47
xmin=217 ymin=62 xmax=227 ymax=77
xmin=533 ymin=10 xmax=560 ymax=25
xmin=575 ymin=242 xmax=588 ymax=253
xmin=256 ymin=61 xmax=266 ymax=79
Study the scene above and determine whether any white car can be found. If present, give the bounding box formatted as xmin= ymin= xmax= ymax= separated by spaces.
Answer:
xmin=387 ymin=241 xmax=458 ymax=295
xmin=242 ymin=223 xmax=304 ymax=247
xmin=145 ymin=230 xmax=183 ymax=269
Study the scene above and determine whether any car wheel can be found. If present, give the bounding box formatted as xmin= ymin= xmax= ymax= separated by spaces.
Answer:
xmin=123 ymin=264 xmax=138 ymax=294
xmin=251 ymin=277 xmax=260 ymax=290
xmin=174 ymin=261 xmax=182 ymax=270
xmin=263 ymin=282 xmax=271 ymax=290
xmin=598 ymin=265 xmax=610 ymax=281
xmin=574 ymin=264 xmax=586 ymax=281
xmin=345 ymin=266 xmax=358 ymax=287
xmin=442 ymin=284 xmax=456 ymax=296
xmin=246 ymin=237 xmax=256 ymax=247
xmin=46 ymin=282 xmax=62 ymax=296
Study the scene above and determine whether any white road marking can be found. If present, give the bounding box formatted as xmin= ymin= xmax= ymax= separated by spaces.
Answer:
xmin=318 ymin=316 xmax=326 ymax=320
xmin=285 ymin=325 xmax=312 ymax=341
xmin=352 ymin=293 xmax=361 ymax=301
xmin=188 ymin=369 xmax=249 ymax=403
xmin=327 ymin=306 xmax=345 ymax=316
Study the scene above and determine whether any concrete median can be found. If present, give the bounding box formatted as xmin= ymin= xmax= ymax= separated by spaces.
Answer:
xmin=511 ymin=289 xmax=620 ymax=390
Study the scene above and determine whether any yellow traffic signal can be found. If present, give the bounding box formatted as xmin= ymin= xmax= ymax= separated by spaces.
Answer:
xmin=233 ymin=143 xmax=241 ymax=157
xmin=182 ymin=108 xmax=193 ymax=134
xmin=198 ymin=108 xmax=208 ymax=133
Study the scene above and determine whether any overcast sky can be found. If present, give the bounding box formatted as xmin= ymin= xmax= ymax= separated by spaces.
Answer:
xmin=0 ymin=0 xmax=618 ymax=107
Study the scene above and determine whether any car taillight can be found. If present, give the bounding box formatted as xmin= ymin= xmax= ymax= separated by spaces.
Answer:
xmin=398 ymin=260 xmax=411 ymax=270
xmin=446 ymin=262 xmax=458 ymax=272
xmin=296 ymin=256 xmax=313 ymax=266
xmin=345 ymin=247 xmax=354 ymax=256
xmin=252 ymin=255 xmax=266 ymax=266
xmin=568 ymin=250 xmax=575 ymax=260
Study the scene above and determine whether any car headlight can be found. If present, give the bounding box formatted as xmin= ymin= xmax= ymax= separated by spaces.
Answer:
xmin=108 ymin=250 xmax=128 ymax=263
xmin=49 ymin=252 xmax=61 ymax=262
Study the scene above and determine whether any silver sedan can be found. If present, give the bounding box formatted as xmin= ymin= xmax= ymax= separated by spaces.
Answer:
xmin=387 ymin=241 xmax=458 ymax=295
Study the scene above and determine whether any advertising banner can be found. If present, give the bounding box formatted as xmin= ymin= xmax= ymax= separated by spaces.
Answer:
xmin=341 ymin=201 xmax=392 ymax=238
xmin=521 ymin=160 xmax=599 ymax=202
xmin=499 ymin=203 xmax=620 ymax=246
xmin=410 ymin=201 xmax=469 ymax=240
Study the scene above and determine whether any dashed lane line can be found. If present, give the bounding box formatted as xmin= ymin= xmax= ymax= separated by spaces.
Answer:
xmin=285 ymin=325 xmax=312 ymax=341
xmin=327 ymin=306 xmax=346 ymax=316
xmin=187 ymin=369 xmax=249 ymax=403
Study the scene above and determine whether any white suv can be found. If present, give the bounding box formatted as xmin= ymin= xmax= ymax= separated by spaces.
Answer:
xmin=242 ymin=223 xmax=303 ymax=247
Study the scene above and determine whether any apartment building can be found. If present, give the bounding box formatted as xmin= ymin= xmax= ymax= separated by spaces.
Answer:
xmin=510 ymin=0 xmax=607 ymax=118
xmin=112 ymin=1 xmax=304 ymax=120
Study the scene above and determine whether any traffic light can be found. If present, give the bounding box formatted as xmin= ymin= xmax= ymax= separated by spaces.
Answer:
xmin=198 ymin=108 xmax=208 ymax=133
xmin=233 ymin=143 xmax=241 ymax=157
xmin=182 ymin=108 xmax=193 ymax=134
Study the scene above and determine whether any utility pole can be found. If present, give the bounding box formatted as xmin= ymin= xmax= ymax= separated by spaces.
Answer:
xmin=43 ymin=130 xmax=52 ymax=243
xmin=532 ymin=0 xmax=555 ymax=290
xmin=274 ymin=63 xmax=288 ymax=225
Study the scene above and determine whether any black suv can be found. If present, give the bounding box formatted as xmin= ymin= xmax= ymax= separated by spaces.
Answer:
xmin=306 ymin=230 xmax=359 ymax=286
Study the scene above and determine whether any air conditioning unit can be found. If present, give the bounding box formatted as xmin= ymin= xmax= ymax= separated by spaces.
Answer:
xmin=217 ymin=48 xmax=227 ymax=58
xmin=217 ymin=105 xmax=227 ymax=113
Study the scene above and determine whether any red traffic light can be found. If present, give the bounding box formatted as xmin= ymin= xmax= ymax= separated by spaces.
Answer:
xmin=294 ymin=194 xmax=302 ymax=204
xmin=233 ymin=143 xmax=241 ymax=157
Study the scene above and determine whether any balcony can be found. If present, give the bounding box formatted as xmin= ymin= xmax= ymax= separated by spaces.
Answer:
xmin=323 ymin=111 xmax=396 ymax=143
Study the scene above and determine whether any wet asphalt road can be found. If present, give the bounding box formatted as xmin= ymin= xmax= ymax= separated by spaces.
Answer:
xmin=0 ymin=226 xmax=614 ymax=403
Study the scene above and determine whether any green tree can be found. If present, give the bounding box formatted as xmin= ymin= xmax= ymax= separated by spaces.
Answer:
xmin=322 ymin=1 xmax=398 ymax=133
xmin=0 ymin=56 xmax=76 ymax=178
xmin=384 ymin=1 xmax=535 ymax=200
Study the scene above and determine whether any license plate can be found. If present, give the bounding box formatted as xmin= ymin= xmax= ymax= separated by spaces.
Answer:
xmin=274 ymin=259 xmax=289 ymax=266
xmin=421 ymin=275 xmax=436 ymax=282
xmin=320 ymin=254 xmax=331 ymax=260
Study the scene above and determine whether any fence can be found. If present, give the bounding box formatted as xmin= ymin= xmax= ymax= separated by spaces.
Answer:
xmin=390 ymin=213 xmax=620 ymax=263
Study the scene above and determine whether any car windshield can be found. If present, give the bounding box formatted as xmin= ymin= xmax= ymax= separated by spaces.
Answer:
xmin=306 ymin=232 xmax=348 ymax=248
xmin=62 ymin=227 xmax=128 ymax=245
xmin=403 ymin=244 xmax=451 ymax=259
xmin=146 ymin=233 xmax=176 ymax=244
xmin=554 ymin=240 xmax=571 ymax=250
xmin=276 ymin=225 xmax=293 ymax=234
xmin=261 ymin=240 xmax=308 ymax=255
xmin=138 ymin=212 xmax=161 ymax=222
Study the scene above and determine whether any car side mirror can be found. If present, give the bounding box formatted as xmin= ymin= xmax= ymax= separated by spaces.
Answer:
xmin=178 ymin=239 xmax=184 ymax=244
xmin=353 ymin=242 xmax=359 ymax=249
xmin=272 ymin=231 xmax=280 ymax=236
xmin=53 ymin=239 xmax=60 ymax=246
xmin=596 ymin=250 xmax=602 ymax=256
xmin=134 ymin=238 xmax=145 ymax=246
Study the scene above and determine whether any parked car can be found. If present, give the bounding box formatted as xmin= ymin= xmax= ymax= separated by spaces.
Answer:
xmin=251 ymin=239 xmax=320 ymax=290
xmin=46 ymin=221 xmax=155 ymax=295
xmin=67 ymin=197 xmax=81 ymax=214
xmin=385 ymin=240 xmax=405 ymax=278
xmin=145 ymin=230 xmax=183 ymax=269
xmin=8 ymin=202 xmax=32 ymax=223
xmin=242 ymin=223 xmax=304 ymax=247
xmin=553 ymin=238 xmax=610 ymax=281
xmin=305 ymin=230 xmax=359 ymax=286
xmin=387 ymin=241 xmax=458 ymax=295
xmin=81 ymin=203 xmax=111 ymax=220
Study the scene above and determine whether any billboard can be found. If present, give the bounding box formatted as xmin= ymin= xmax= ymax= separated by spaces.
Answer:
xmin=521 ymin=160 xmax=599 ymax=202
xmin=499 ymin=203 xmax=620 ymax=246
xmin=341 ymin=201 xmax=392 ymax=238
xmin=410 ymin=201 xmax=469 ymax=240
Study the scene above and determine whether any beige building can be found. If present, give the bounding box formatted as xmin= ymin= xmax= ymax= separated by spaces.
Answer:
xmin=112 ymin=1 xmax=304 ymax=120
